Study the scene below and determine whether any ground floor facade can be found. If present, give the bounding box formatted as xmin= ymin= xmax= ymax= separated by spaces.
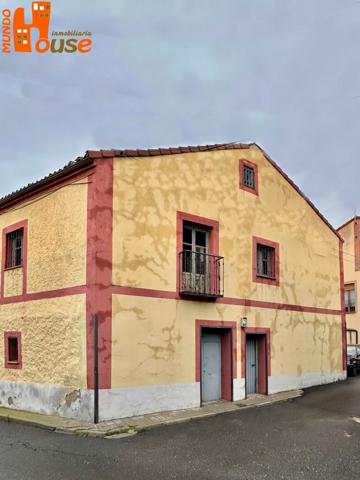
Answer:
xmin=0 ymin=292 xmax=345 ymax=422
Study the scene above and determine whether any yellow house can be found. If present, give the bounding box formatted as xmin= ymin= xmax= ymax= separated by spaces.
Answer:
xmin=0 ymin=143 xmax=346 ymax=422
xmin=337 ymin=217 xmax=360 ymax=345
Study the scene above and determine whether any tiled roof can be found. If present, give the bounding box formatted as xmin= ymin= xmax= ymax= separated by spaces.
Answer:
xmin=0 ymin=156 xmax=93 ymax=209
xmin=84 ymin=142 xmax=251 ymax=158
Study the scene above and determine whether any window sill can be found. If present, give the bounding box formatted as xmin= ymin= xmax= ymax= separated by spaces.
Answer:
xmin=5 ymin=362 xmax=21 ymax=369
xmin=256 ymin=274 xmax=277 ymax=281
xmin=3 ymin=265 xmax=23 ymax=272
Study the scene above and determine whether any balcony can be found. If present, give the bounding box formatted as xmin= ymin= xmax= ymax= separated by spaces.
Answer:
xmin=179 ymin=250 xmax=224 ymax=298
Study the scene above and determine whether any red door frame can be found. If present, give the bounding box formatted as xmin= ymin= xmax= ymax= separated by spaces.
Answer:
xmin=241 ymin=327 xmax=271 ymax=396
xmin=196 ymin=320 xmax=237 ymax=404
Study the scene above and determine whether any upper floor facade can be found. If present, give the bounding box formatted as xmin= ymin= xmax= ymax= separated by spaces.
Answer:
xmin=0 ymin=143 xmax=343 ymax=312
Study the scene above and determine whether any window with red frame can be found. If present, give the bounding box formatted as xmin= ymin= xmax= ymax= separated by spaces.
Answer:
xmin=344 ymin=283 xmax=356 ymax=313
xmin=257 ymin=243 xmax=276 ymax=279
xmin=242 ymin=164 xmax=255 ymax=190
xmin=4 ymin=332 xmax=22 ymax=369
xmin=5 ymin=228 xmax=24 ymax=268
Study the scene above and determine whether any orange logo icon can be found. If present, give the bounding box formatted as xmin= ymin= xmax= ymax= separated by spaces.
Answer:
xmin=13 ymin=2 xmax=51 ymax=52
xmin=2 ymin=1 xmax=92 ymax=54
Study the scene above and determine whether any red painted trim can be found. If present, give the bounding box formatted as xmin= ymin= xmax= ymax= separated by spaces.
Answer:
xmin=0 ymin=285 xmax=86 ymax=305
xmin=1 ymin=220 xmax=28 ymax=298
xmin=241 ymin=327 xmax=271 ymax=381
xmin=195 ymin=320 xmax=237 ymax=402
xmin=339 ymin=241 xmax=347 ymax=371
xmin=176 ymin=211 xmax=219 ymax=294
xmin=220 ymin=330 xmax=233 ymax=401
xmin=4 ymin=331 xmax=22 ymax=369
xmin=257 ymin=335 xmax=267 ymax=394
xmin=354 ymin=220 xmax=360 ymax=272
xmin=252 ymin=236 xmax=280 ymax=287
xmin=86 ymin=159 xmax=114 ymax=389
xmin=112 ymin=285 xmax=178 ymax=300
xmin=239 ymin=158 xmax=259 ymax=196
xmin=111 ymin=285 xmax=342 ymax=315
xmin=220 ymin=296 xmax=340 ymax=315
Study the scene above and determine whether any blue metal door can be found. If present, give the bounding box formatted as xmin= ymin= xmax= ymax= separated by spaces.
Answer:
xmin=246 ymin=335 xmax=258 ymax=394
xmin=201 ymin=331 xmax=221 ymax=401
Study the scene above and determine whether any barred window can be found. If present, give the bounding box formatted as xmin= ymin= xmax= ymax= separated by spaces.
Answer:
xmin=345 ymin=284 xmax=356 ymax=313
xmin=257 ymin=244 xmax=275 ymax=278
xmin=243 ymin=165 xmax=255 ymax=189
xmin=5 ymin=228 xmax=24 ymax=268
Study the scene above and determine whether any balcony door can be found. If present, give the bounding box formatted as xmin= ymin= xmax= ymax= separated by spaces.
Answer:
xmin=182 ymin=224 xmax=210 ymax=294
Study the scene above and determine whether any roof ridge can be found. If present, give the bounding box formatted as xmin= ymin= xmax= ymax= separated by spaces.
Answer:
xmin=85 ymin=142 xmax=253 ymax=159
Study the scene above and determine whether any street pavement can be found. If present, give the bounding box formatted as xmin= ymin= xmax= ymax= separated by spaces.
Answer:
xmin=0 ymin=376 xmax=360 ymax=479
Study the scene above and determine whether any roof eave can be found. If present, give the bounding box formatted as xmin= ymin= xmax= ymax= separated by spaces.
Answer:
xmin=0 ymin=156 xmax=94 ymax=211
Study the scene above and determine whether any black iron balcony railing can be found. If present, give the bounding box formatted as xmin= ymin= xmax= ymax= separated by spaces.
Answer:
xmin=179 ymin=250 xmax=224 ymax=298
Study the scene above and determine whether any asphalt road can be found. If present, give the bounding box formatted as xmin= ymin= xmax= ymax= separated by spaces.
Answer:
xmin=1 ymin=377 xmax=360 ymax=480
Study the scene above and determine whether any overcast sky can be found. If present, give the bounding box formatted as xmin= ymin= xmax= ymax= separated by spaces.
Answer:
xmin=0 ymin=0 xmax=359 ymax=227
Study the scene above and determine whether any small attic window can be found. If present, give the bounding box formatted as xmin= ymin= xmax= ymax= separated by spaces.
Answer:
xmin=239 ymin=159 xmax=258 ymax=195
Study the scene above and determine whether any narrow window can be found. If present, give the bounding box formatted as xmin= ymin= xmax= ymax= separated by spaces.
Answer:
xmin=5 ymin=228 xmax=24 ymax=268
xmin=4 ymin=332 xmax=22 ymax=369
xmin=243 ymin=164 xmax=255 ymax=189
xmin=239 ymin=159 xmax=259 ymax=195
xmin=8 ymin=337 xmax=19 ymax=363
xmin=345 ymin=283 xmax=356 ymax=313
xmin=257 ymin=244 xmax=275 ymax=278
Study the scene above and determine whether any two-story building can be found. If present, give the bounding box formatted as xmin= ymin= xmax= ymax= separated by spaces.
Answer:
xmin=337 ymin=217 xmax=360 ymax=345
xmin=0 ymin=143 xmax=346 ymax=422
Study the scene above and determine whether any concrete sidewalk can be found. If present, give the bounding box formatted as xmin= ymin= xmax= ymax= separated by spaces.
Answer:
xmin=0 ymin=389 xmax=303 ymax=438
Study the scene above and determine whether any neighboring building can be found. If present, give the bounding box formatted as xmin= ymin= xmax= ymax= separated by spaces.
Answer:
xmin=0 ymin=143 xmax=346 ymax=422
xmin=337 ymin=217 xmax=360 ymax=345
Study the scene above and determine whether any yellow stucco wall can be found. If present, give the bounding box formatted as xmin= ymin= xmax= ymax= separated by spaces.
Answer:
xmin=0 ymin=179 xmax=89 ymax=388
xmin=111 ymin=146 xmax=342 ymax=388
xmin=0 ymin=179 xmax=88 ymax=295
xmin=112 ymin=146 xmax=341 ymax=309
xmin=3 ymin=268 xmax=23 ymax=297
xmin=339 ymin=220 xmax=360 ymax=340
xmin=0 ymin=294 xmax=87 ymax=387
xmin=111 ymin=295 xmax=342 ymax=388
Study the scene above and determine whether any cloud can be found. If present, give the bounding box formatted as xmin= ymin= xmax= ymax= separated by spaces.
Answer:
xmin=0 ymin=0 xmax=360 ymax=227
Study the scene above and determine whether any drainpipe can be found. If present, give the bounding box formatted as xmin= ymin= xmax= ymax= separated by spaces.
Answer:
xmin=93 ymin=314 xmax=99 ymax=424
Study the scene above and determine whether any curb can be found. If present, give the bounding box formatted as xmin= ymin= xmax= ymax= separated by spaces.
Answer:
xmin=0 ymin=390 xmax=303 ymax=438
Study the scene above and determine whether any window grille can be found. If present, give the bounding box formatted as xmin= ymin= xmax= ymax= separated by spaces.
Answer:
xmin=243 ymin=165 xmax=255 ymax=189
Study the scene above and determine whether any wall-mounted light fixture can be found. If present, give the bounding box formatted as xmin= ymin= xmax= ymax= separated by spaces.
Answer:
xmin=240 ymin=317 xmax=248 ymax=328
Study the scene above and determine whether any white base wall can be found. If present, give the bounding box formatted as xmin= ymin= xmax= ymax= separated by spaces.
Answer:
xmin=268 ymin=370 xmax=346 ymax=394
xmin=0 ymin=380 xmax=93 ymax=422
xmin=0 ymin=371 xmax=346 ymax=422
xmin=233 ymin=378 xmax=245 ymax=401
xmin=98 ymin=382 xmax=200 ymax=421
